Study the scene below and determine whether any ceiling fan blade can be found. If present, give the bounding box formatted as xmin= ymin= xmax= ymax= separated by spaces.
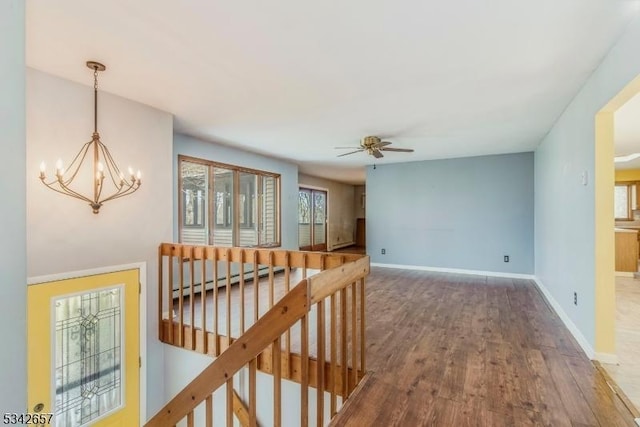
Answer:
xmin=377 ymin=141 xmax=392 ymax=147
xmin=380 ymin=147 xmax=414 ymax=153
xmin=337 ymin=149 xmax=364 ymax=157
xmin=334 ymin=146 xmax=361 ymax=149
xmin=372 ymin=149 xmax=384 ymax=159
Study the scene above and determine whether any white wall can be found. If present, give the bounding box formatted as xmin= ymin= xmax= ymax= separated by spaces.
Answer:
xmin=26 ymin=69 xmax=174 ymax=416
xmin=174 ymin=133 xmax=299 ymax=250
xmin=298 ymin=174 xmax=356 ymax=250
xmin=0 ymin=0 xmax=26 ymax=413
xmin=535 ymin=14 xmax=640 ymax=350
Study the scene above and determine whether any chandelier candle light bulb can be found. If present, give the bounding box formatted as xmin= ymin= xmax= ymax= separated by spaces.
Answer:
xmin=38 ymin=61 xmax=142 ymax=214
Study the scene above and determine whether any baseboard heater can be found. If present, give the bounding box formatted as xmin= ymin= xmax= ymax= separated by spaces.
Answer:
xmin=171 ymin=266 xmax=287 ymax=299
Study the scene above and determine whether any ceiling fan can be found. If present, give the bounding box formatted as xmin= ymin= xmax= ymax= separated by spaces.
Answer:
xmin=335 ymin=136 xmax=414 ymax=159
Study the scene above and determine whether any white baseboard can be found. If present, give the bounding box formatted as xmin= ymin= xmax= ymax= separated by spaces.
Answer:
xmin=370 ymin=262 xmax=535 ymax=280
xmin=533 ymin=278 xmax=618 ymax=364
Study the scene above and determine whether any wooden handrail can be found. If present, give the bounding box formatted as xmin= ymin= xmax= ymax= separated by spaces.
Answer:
xmin=146 ymin=281 xmax=309 ymax=426
xmin=309 ymin=257 xmax=370 ymax=304
xmin=159 ymin=243 xmax=362 ymax=268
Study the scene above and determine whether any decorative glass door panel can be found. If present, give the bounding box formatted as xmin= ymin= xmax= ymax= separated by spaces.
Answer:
xmin=28 ymin=269 xmax=140 ymax=427
xmin=54 ymin=287 xmax=123 ymax=426
xmin=298 ymin=188 xmax=327 ymax=251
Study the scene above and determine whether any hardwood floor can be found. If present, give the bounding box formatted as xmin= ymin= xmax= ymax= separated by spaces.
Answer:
xmin=331 ymin=267 xmax=637 ymax=426
xmin=602 ymin=276 xmax=640 ymax=415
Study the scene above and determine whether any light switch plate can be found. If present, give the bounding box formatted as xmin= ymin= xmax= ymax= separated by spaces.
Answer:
xmin=581 ymin=171 xmax=588 ymax=186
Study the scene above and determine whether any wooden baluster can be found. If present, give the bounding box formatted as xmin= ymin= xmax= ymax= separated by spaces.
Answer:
xmin=226 ymin=378 xmax=233 ymax=427
xmin=178 ymin=247 xmax=185 ymax=347
xmin=201 ymin=251 xmax=208 ymax=353
xmin=239 ymin=249 xmax=245 ymax=334
xmin=205 ymin=394 xmax=213 ymax=427
xmin=269 ymin=251 xmax=275 ymax=308
xmin=226 ymin=249 xmax=232 ymax=342
xmin=249 ymin=358 xmax=257 ymax=427
xmin=284 ymin=251 xmax=291 ymax=377
xmin=273 ymin=336 xmax=282 ymax=427
xmin=168 ymin=247 xmax=175 ymax=345
xmin=189 ymin=247 xmax=196 ymax=350
xmin=330 ymin=292 xmax=337 ymax=416
xmin=351 ymin=281 xmax=358 ymax=393
xmin=301 ymin=314 xmax=309 ymax=427
xmin=253 ymin=251 xmax=259 ymax=323
xmin=317 ymin=300 xmax=325 ymax=427
xmin=158 ymin=245 xmax=163 ymax=341
xmin=360 ymin=277 xmax=366 ymax=377
xmin=213 ymin=248 xmax=219 ymax=356
xmin=340 ymin=287 xmax=348 ymax=398
xmin=186 ymin=410 xmax=194 ymax=427
xmin=302 ymin=253 xmax=308 ymax=279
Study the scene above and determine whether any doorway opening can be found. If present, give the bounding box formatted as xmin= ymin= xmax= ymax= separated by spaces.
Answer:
xmin=595 ymin=73 xmax=640 ymax=414
xmin=298 ymin=187 xmax=327 ymax=251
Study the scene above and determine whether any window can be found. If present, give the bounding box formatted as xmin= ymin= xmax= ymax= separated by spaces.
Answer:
xmin=179 ymin=155 xmax=280 ymax=247
xmin=615 ymin=181 xmax=638 ymax=221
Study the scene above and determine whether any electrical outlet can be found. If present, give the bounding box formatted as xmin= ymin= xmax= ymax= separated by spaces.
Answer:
xmin=381 ymin=248 xmax=386 ymax=255
xmin=504 ymin=255 xmax=509 ymax=263
xmin=574 ymin=292 xmax=577 ymax=305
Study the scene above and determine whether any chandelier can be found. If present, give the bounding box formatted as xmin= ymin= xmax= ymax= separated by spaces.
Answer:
xmin=39 ymin=61 xmax=141 ymax=214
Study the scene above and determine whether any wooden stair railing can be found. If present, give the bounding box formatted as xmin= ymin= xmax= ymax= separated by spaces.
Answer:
xmin=149 ymin=243 xmax=370 ymax=427
xmin=157 ymin=244 xmax=367 ymax=391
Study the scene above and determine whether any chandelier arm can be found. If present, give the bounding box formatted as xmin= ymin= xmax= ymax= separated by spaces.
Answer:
xmin=40 ymin=182 xmax=92 ymax=201
xmin=46 ymin=179 xmax=94 ymax=204
xmin=98 ymin=182 xmax=141 ymax=204
xmin=57 ymin=179 xmax=96 ymax=203
xmin=60 ymin=141 xmax=93 ymax=186
xmin=98 ymin=141 xmax=124 ymax=188
xmin=96 ymin=178 xmax=129 ymax=204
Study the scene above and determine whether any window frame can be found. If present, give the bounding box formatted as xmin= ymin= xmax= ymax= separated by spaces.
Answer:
xmin=180 ymin=161 xmax=208 ymax=229
xmin=614 ymin=180 xmax=640 ymax=221
xmin=178 ymin=155 xmax=281 ymax=247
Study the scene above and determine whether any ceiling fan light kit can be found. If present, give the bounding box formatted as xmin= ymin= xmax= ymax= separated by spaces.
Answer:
xmin=335 ymin=135 xmax=414 ymax=158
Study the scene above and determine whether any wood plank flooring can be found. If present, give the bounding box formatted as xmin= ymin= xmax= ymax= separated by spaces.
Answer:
xmin=602 ymin=276 xmax=640 ymax=414
xmin=331 ymin=267 xmax=637 ymax=426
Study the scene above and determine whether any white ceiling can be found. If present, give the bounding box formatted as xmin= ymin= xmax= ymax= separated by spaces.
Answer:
xmin=615 ymin=91 xmax=640 ymax=170
xmin=26 ymin=1 xmax=639 ymax=184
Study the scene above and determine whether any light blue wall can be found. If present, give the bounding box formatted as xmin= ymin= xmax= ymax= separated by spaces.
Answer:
xmin=0 ymin=0 xmax=26 ymax=413
xmin=535 ymin=14 xmax=640 ymax=349
xmin=367 ymin=152 xmax=534 ymax=274
xmin=173 ymin=134 xmax=299 ymax=250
